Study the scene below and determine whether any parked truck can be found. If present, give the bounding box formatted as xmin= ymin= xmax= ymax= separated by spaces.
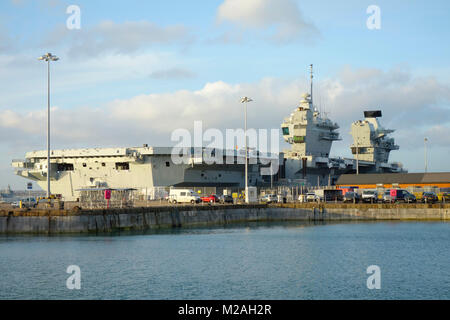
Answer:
xmin=168 ymin=189 xmax=201 ymax=204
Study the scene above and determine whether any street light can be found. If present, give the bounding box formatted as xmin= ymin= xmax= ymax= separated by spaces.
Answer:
xmin=38 ymin=53 xmax=59 ymax=198
xmin=241 ymin=96 xmax=253 ymax=204
xmin=424 ymin=137 xmax=428 ymax=173
xmin=356 ymin=133 xmax=359 ymax=175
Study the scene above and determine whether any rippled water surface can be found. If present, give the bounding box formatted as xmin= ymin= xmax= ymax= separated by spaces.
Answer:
xmin=1 ymin=221 xmax=449 ymax=299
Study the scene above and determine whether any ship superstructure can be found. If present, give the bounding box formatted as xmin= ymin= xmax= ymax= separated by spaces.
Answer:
xmin=279 ymin=66 xmax=402 ymax=186
xmin=280 ymin=102 xmax=403 ymax=185
xmin=281 ymin=93 xmax=341 ymax=165
xmin=0 ymin=185 xmax=14 ymax=199
xmin=350 ymin=110 xmax=399 ymax=166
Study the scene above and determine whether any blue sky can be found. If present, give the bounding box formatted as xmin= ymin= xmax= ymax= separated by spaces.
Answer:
xmin=0 ymin=0 xmax=449 ymax=189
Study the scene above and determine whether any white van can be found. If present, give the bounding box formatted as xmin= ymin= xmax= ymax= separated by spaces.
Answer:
xmin=168 ymin=189 xmax=201 ymax=204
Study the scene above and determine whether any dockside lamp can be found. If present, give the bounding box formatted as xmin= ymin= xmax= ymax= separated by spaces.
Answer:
xmin=38 ymin=53 xmax=59 ymax=198
xmin=240 ymin=96 xmax=253 ymax=204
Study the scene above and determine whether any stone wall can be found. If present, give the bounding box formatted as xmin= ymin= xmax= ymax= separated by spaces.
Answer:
xmin=0 ymin=203 xmax=448 ymax=234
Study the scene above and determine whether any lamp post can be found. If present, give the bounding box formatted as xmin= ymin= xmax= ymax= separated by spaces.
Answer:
xmin=241 ymin=96 xmax=253 ymax=203
xmin=356 ymin=134 xmax=359 ymax=175
xmin=38 ymin=53 xmax=59 ymax=198
xmin=424 ymin=137 xmax=428 ymax=173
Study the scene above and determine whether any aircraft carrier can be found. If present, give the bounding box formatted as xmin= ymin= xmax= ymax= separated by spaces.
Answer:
xmin=11 ymin=66 xmax=404 ymax=201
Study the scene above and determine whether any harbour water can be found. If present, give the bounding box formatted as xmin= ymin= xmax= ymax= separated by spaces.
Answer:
xmin=0 ymin=221 xmax=449 ymax=300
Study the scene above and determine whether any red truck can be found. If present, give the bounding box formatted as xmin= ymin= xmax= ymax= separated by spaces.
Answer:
xmin=200 ymin=194 xmax=219 ymax=203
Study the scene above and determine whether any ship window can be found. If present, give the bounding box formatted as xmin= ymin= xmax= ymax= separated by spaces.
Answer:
xmin=165 ymin=162 xmax=170 ymax=167
xmin=282 ymin=127 xmax=290 ymax=135
xmin=115 ymin=162 xmax=129 ymax=170
xmin=57 ymin=163 xmax=74 ymax=171
xmin=293 ymin=136 xmax=305 ymax=143
xmin=102 ymin=163 xmax=106 ymax=167
xmin=82 ymin=163 xmax=86 ymax=167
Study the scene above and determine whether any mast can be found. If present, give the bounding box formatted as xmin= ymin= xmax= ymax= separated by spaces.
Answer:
xmin=310 ymin=64 xmax=313 ymax=107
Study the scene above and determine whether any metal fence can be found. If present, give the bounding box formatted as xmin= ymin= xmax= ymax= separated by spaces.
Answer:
xmin=78 ymin=188 xmax=136 ymax=209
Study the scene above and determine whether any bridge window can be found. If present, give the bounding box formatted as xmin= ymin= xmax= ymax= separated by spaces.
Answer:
xmin=115 ymin=162 xmax=129 ymax=170
xmin=166 ymin=161 xmax=170 ymax=167
xmin=57 ymin=163 xmax=74 ymax=171
xmin=282 ymin=127 xmax=290 ymax=135
xmin=293 ymin=136 xmax=305 ymax=143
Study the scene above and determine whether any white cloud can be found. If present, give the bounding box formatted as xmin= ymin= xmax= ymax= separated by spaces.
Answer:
xmin=1 ymin=66 xmax=449 ymax=173
xmin=11 ymin=0 xmax=65 ymax=10
xmin=10 ymin=0 xmax=25 ymax=5
xmin=216 ymin=0 xmax=319 ymax=43
xmin=149 ymin=67 xmax=196 ymax=80
xmin=42 ymin=20 xmax=194 ymax=59
xmin=0 ymin=52 xmax=176 ymax=108
xmin=0 ymin=29 xmax=14 ymax=53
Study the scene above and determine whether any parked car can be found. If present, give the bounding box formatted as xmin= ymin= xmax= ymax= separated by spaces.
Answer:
xmin=168 ymin=189 xmax=201 ymax=204
xmin=218 ymin=195 xmax=233 ymax=204
xmin=421 ymin=192 xmax=438 ymax=203
xmin=390 ymin=189 xmax=416 ymax=203
xmin=402 ymin=192 xmax=417 ymax=203
xmin=383 ymin=190 xmax=393 ymax=203
xmin=306 ymin=192 xmax=320 ymax=202
xmin=439 ymin=192 xmax=450 ymax=202
xmin=200 ymin=194 xmax=219 ymax=203
xmin=361 ymin=190 xmax=378 ymax=203
xmin=261 ymin=194 xmax=278 ymax=204
xmin=11 ymin=197 xmax=37 ymax=208
xmin=343 ymin=192 xmax=360 ymax=203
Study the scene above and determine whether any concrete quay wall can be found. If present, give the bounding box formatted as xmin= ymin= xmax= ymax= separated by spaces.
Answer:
xmin=0 ymin=204 xmax=448 ymax=234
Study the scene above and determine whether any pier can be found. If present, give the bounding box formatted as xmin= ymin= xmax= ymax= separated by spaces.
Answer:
xmin=0 ymin=203 xmax=449 ymax=234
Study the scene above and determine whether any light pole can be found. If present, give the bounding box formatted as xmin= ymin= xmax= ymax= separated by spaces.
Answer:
xmin=356 ymin=134 xmax=359 ymax=175
xmin=424 ymin=137 xmax=428 ymax=173
xmin=241 ymin=96 xmax=253 ymax=203
xmin=38 ymin=53 xmax=59 ymax=198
